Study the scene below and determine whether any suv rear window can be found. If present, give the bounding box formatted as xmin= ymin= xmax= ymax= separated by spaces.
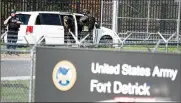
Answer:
xmin=39 ymin=13 xmax=62 ymax=26
xmin=16 ymin=14 xmax=30 ymax=25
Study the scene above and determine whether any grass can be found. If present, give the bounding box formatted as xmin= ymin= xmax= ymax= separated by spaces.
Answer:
xmin=1 ymin=44 xmax=180 ymax=54
xmin=123 ymin=45 xmax=181 ymax=52
xmin=96 ymin=45 xmax=181 ymax=53
xmin=1 ymin=80 xmax=30 ymax=102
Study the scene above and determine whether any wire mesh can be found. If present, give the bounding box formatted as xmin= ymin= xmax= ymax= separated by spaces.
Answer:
xmin=0 ymin=0 xmax=181 ymax=102
xmin=1 ymin=54 xmax=31 ymax=102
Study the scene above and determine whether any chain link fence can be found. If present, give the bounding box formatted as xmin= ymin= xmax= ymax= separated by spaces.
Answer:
xmin=1 ymin=31 xmax=32 ymax=102
xmin=1 ymin=34 xmax=181 ymax=102
xmin=116 ymin=0 xmax=181 ymax=47
xmin=1 ymin=55 xmax=32 ymax=102
xmin=1 ymin=0 xmax=181 ymax=102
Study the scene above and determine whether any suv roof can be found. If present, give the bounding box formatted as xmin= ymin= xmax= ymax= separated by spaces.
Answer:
xmin=16 ymin=11 xmax=84 ymax=16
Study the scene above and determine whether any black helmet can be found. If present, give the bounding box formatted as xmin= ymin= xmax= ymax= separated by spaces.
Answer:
xmin=11 ymin=9 xmax=16 ymax=13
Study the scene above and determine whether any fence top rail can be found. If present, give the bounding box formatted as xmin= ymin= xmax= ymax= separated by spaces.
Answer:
xmin=118 ymin=31 xmax=175 ymax=35
xmin=117 ymin=17 xmax=178 ymax=21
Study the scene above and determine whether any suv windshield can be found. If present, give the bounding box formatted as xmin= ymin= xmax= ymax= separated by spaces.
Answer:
xmin=16 ymin=14 xmax=30 ymax=25
xmin=39 ymin=13 xmax=62 ymax=26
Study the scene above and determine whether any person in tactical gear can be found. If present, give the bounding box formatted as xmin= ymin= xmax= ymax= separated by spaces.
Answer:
xmin=63 ymin=16 xmax=75 ymax=43
xmin=4 ymin=9 xmax=21 ymax=54
xmin=79 ymin=9 xmax=96 ymax=43
xmin=79 ymin=9 xmax=96 ymax=33
xmin=63 ymin=16 xmax=74 ymax=33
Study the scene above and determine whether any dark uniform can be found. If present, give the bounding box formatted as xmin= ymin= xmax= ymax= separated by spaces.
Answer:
xmin=63 ymin=16 xmax=75 ymax=43
xmin=79 ymin=9 xmax=96 ymax=42
xmin=4 ymin=9 xmax=21 ymax=51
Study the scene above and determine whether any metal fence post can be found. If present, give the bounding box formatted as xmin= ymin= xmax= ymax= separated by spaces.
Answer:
xmin=147 ymin=0 xmax=151 ymax=35
xmin=100 ymin=0 xmax=103 ymax=27
xmin=112 ymin=0 xmax=118 ymax=33
xmin=146 ymin=0 xmax=151 ymax=48
xmin=177 ymin=1 xmax=181 ymax=51
xmin=28 ymin=48 xmax=35 ymax=102
xmin=28 ymin=40 xmax=39 ymax=102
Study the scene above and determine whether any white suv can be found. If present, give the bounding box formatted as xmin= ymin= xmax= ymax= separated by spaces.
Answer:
xmin=3 ymin=11 xmax=119 ymax=46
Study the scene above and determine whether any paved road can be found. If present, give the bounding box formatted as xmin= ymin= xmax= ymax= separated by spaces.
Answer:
xmin=1 ymin=59 xmax=32 ymax=77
